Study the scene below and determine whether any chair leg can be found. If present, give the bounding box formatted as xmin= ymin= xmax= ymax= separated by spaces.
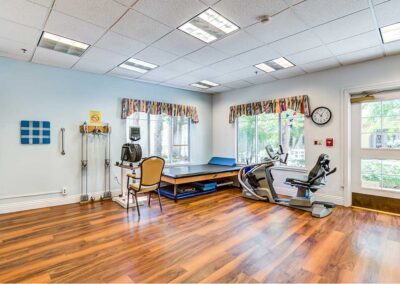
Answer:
xmin=134 ymin=191 xmax=140 ymax=217
xmin=157 ymin=189 xmax=162 ymax=212
xmin=127 ymin=190 xmax=130 ymax=211
xmin=148 ymin=192 xmax=151 ymax=207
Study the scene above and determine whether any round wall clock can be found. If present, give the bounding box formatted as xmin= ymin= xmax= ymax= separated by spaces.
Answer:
xmin=311 ymin=107 xmax=332 ymax=125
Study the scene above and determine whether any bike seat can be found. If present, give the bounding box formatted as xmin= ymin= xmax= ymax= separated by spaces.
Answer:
xmin=285 ymin=175 xmax=310 ymax=187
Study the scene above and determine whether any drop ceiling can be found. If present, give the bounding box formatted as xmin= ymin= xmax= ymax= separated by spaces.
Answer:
xmin=0 ymin=0 xmax=399 ymax=94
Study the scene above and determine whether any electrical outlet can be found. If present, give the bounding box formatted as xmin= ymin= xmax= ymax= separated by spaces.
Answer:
xmin=62 ymin=187 xmax=67 ymax=195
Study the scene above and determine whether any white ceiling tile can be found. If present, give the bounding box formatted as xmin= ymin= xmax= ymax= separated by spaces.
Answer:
xmin=45 ymin=11 xmax=105 ymax=44
xmin=0 ymin=0 xmax=49 ymax=29
xmin=244 ymin=73 xmax=277 ymax=84
xmin=372 ymin=0 xmax=389 ymax=4
xmin=0 ymin=37 xmax=34 ymax=61
xmin=374 ymin=0 xmax=400 ymax=27
xmin=292 ymin=0 xmax=369 ymax=27
xmin=208 ymin=85 xmax=233 ymax=93
xmin=299 ymin=57 xmax=340 ymax=73
xmin=286 ymin=45 xmax=333 ymax=65
xmin=152 ymin=30 xmax=206 ymax=56
xmin=162 ymin=58 xmax=202 ymax=75
xmin=270 ymin=66 xmax=305 ymax=79
xmin=384 ymin=40 xmax=400 ymax=56
xmin=28 ymin=0 xmax=54 ymax=8
xmin=269 ymin=30 xmax=323 ymax=56
xmin=235 ymin=44 xmax=280 ymax=65
xmin=95 ymin=32 xmax=146 ymax=56
xmin=208 ymin=57 xmax=249 ymax=73
xmin=112 ymin=10 xmax=172 ymax=44
xmin=246 ymin=9 xmax=307 ymax=44
xmin=73 ymin=47 xmax=127 ymax=73
xmin=224 ymin=66 xmax=261 ymax=81
xmin=32 ymin=47 xmax=80 ymax=68
xmin=283 ymin=0 xmax=305 ymax=6
xmin=109 ymin=66 xmax=143 ymax=79
xmin=213 ymin=66 xmax=261 ymax=83
xmin=184 ymin=46 xmax=229 ymax=65
xmin=113 ymin=0 xmax=137 ymax=7
xmin=211 ymin=30 xmax=264 ymax=56
xmin=0 ymin=18 xmax=41 ymax=46
xmin=136 ymin=78 xmax=162 ymax=85
xmin=224 ymin=80 xmax=253 ymax=89
xmin=327 ymin=31 xmax=381 ymax=56
xmin=188 ymin=66 xmax=223 ymax=80
xmin=213 ymin=0 xmax=288 ymax=27
xmin=139 ymin=67 xmax=180 ymax=82
xmin=160 ymin=82 xmax=201 ymax=92
xmin=134 ymin=46 xmax=178 ymax=66
xmin=313 ymin=9 xmax=375 ymax=44
xmin=199 ymin=0 xmax=220 ymax=6
xmin=337 ymin=46 xmax=384 ymax=65
xmin=133 ymin=0 xmax=207 ymax=28
xmin=54 ymin=0 xmax=127 ymax=28
xmin=164 ymin=74 xmax=199 ymax=86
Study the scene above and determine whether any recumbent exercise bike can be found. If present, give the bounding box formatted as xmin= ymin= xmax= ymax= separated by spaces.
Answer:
xmin=238 ymin=146 xmax=337 ymax=218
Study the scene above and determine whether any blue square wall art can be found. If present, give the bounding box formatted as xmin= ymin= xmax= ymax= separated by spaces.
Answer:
xmin=20 ymin=120 xmax=51 ymax=145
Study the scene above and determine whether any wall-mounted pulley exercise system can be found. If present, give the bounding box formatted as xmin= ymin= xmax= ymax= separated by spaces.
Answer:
xmin=80 ymin=122 xmax=112 ymax=203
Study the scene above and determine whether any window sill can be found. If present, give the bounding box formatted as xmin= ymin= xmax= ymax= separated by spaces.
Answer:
xmin=361 ymin=186 xmax=400 ymax=194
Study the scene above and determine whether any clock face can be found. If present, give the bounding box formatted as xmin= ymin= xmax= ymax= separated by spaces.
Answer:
xmin=311 ymin=107 xmax=332 ymax=125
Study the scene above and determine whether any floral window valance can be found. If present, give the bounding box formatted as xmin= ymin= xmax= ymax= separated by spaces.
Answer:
xmin=229 ymin=95 xmax=311 ymax=124
xmin=121 ymin=98 xmax=199 ymax=123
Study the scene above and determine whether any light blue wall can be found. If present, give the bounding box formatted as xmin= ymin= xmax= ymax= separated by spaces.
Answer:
xmin=0 ymin=57 xmax=213 ymax=210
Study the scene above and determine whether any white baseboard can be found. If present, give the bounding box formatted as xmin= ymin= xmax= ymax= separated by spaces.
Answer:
xmin=275 ymin=186 xmax=344 ymax=206
xmin=0 ymin=189 xmax=121 ymax=214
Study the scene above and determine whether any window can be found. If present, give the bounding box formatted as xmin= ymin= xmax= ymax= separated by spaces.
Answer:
xmin=236 ymin=110 xmax=305 ymax=167
xmin=361 ymin=159 xmax=400 ymax=191
xmin=361 ymin=99 xmax=400 ymax=148
xmin=127 ymin=112 xmax=190 ymax=164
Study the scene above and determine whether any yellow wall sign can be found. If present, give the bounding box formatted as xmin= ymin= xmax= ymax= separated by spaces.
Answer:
xmin=89 ymin=111 xmax=102 ymax=124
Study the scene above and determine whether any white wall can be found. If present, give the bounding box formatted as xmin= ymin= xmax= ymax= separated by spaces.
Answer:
xmin=213 ymin=55 xmax=400 ymax=205
xmin=0 ymin=57 xmax=213 ymax=213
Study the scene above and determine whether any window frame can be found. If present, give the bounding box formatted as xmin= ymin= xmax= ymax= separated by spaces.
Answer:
xmin=126 ymin=112 xmax=191 ymax=165
xmin=235 ymin=112 xmax=305 ymax=168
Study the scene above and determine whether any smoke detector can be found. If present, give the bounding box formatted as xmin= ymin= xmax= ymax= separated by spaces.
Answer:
xmin=257 ymin=15 xmax=270 ymax=23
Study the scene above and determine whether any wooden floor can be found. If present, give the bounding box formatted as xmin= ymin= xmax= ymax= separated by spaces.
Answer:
xmin=0 ymin=189 xmax=400 ymax=283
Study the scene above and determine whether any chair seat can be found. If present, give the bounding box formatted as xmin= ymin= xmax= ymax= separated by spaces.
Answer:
xmin=286 ymin=175 xmax=309 ymax=184
xmin=129 ymin=183 xmax=158 ymax=193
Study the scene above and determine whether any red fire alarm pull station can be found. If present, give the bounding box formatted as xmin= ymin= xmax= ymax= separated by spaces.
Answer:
xmin=326 ymin=138 xmax=333 ymax=147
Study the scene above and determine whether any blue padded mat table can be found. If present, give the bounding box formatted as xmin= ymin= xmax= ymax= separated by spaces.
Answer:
xmin=163 ymin=164 xmax=241 ymax=178
xmin=160 ymin=164 xmax=241 ymax=201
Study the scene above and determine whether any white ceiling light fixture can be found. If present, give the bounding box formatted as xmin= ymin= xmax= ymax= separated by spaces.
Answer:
xmin=38 ymin=32 xmax=89 ymax=57
xmin=179 ymin=8 xmax=239 ymax=43
xmin=191 ymin=80 xmax=220 ymax=89
xmin=254 ymin=57 xmax=295 ymax=73
xmin=380 ymin=22 xmax=400 ymax=44
xmin=119 ymin=58 xmax=158 ymax=73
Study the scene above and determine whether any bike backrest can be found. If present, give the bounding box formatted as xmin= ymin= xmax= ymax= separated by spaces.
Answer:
xmin=308 ymin=154 xmax=330 ymax=186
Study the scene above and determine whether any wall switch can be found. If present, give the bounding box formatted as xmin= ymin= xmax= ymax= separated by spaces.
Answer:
xmin=62 ymin=187 xmax=67 ymax=195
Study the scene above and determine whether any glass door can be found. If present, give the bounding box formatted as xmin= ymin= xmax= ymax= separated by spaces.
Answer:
xmin=351 ymin=92 xmax=400 ymax=200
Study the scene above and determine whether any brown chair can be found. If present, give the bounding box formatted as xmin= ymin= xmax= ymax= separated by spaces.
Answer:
xmin=126 ymin=156 xmax=165 ymax=216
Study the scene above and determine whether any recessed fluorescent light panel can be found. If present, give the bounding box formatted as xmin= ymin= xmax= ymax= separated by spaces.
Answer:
xmin=191 ymin=80 xmax=219 ymax=89
xmin=119 ymin=58 xmax=158 ymax=73
xmin=380 ymin=22 xmax=400 ymax=43
xmin=255 ymin=57 xmax=294 ymax=73
xmin=179 ymin=9 xmax=239 ymax=43
xmin=38 ymin=32 xmax=89 ymax=56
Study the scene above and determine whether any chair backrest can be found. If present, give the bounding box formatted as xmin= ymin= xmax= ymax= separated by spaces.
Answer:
xmin=140 ymin=156 xmax=165 ymax=186
xmin=308 ymin=154 xmax=330 ymax=186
